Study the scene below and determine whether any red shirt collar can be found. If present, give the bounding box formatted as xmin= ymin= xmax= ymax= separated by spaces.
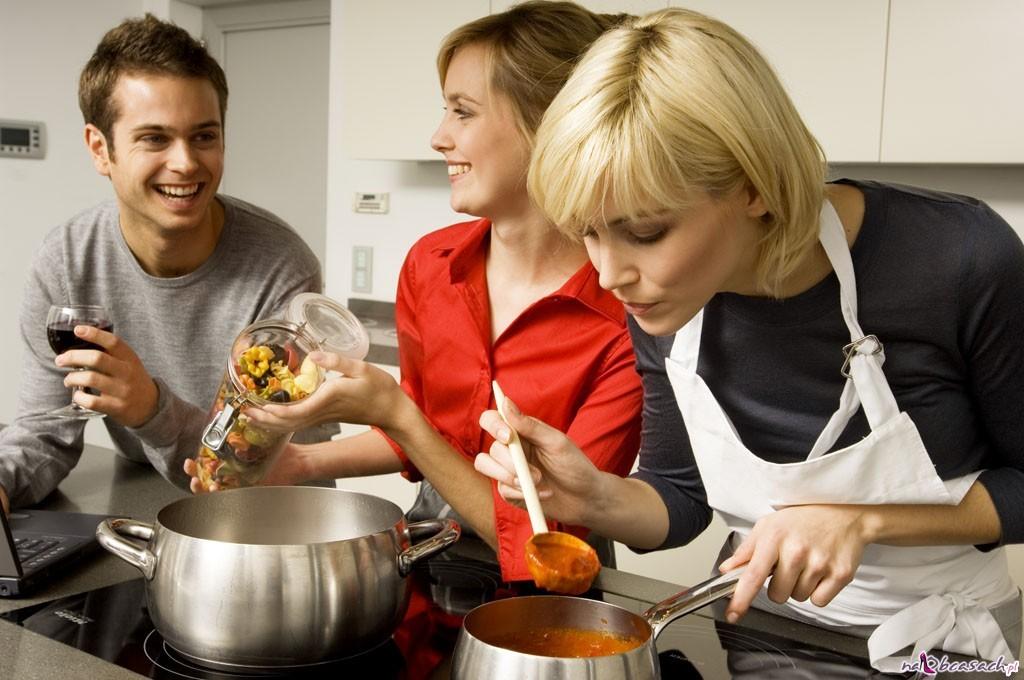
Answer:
xmin=431 ymin=218 xmax=625 ymax=326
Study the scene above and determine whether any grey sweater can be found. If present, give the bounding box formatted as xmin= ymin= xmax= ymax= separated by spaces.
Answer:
xmin=0 ymin=195 xmax=335 ymax=507
xmin=630 ymin=179 xmax=1024 ymax=549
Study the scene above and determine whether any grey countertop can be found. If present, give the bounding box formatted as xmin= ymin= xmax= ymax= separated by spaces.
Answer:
xmin=0 ymin=446 xmax=189 ymax=679
xmin=0 ymin=444 xmax=1002 ymax=679
xmin=0 ymin=443 xmax=867 ymax=679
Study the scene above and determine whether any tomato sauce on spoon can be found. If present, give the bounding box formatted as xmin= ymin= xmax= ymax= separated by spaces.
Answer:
xmin=492 ymin=381 xmax=600 ymax=595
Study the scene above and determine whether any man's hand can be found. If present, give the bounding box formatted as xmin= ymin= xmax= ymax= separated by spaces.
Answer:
xmin=0 ymin=485 xmax=9 ymax=515
xmin=183 ymin=457 xmax=219 ymax=494
xmin=57 ymin=325 xmax=159 ymax=428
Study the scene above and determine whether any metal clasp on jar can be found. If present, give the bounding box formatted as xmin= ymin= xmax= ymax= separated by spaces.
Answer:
xmin=294 ymin=320 xmax=334 ymax=352
xmin=201 ymin=394 xmax=250 ymax=451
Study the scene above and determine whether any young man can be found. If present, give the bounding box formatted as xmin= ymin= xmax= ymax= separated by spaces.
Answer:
xmin=0 ymin=15 xmax=333 ymax=513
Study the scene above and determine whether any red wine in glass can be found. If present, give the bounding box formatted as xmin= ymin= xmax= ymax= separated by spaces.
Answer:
xmin=46 ymin=323 xmax=112 ymax=355
xmin=45 ymin=304 xmax=113 ymax=419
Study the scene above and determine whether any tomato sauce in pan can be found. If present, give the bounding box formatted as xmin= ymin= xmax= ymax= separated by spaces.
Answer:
xmin=488 ymin=627 xmax=645 ymax=658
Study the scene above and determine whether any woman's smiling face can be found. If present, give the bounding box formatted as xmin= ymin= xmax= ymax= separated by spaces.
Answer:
xmin=584 ymin=188 xmax=766 ymax=336
xmin=429 ymin=42 xmax=531 ymax=221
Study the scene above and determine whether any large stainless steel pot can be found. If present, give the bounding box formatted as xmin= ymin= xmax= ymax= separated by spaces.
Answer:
xmin=96 ymin=486 xmax=459 ymax=670
xmin=452 ymin=568 xmax=743 ymax=679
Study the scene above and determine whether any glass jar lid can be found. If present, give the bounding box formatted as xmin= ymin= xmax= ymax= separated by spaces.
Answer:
xmin=287 ymin=293 xmax=369 ymax=360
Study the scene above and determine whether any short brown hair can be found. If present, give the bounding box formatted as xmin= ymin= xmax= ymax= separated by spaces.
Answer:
xmin=79 ymin=14 xmax=228 ymax=151
xmin=437 ymin=1 xmax=630 ymax=146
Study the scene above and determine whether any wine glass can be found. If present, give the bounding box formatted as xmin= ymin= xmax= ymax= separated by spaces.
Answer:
xmin=46 ymin=304 xmax=113 ymax=419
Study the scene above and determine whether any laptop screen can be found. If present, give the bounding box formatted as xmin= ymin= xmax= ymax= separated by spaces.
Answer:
xmin=0 ymin=510 xmax=22 ymax=576
xmin=0 ymin=508 xmax=111 ymax=597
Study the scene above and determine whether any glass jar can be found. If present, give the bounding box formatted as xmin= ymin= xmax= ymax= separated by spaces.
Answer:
xmin=193 ymin=293 xmax=369 ymax=489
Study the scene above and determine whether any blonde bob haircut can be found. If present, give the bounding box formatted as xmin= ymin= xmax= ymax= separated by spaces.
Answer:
xmin=437 ymin=1 xmax=631 ymax=146
xmin=529 ymin=8 xmax=827 ymax=297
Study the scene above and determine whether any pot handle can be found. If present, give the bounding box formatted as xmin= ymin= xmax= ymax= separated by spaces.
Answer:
xmin=96 ymin=518 xmax=157 ymax=581
xmin=397 ymin=518 xmax=461 ymax=577
xmin=642 ymin=566 xmax=746 ymax=639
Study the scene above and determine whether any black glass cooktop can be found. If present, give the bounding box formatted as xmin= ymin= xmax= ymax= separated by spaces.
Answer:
xmin=1 ymin=563 xmax=902 ymax=679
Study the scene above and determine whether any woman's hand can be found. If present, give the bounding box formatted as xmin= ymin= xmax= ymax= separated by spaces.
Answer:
xmin=245 ymin=352 xmax=406 ymax=432
xmin=475 ymin=397 xmax=603 ymax=527
xmin=718 ymin=504 xmax=871 ymax=623
xmin=183 ymin=442 xmax=313 ymax=493
xmin=256 ymin=442 xmax=316 ymax=486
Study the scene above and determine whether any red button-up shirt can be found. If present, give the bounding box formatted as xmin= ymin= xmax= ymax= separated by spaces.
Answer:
xmin=382 ymin=218 xmax=642 ymax=582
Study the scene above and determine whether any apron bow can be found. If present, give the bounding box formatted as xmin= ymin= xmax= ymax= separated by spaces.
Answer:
xmin=868 ymin=591 xmax=1016 ymax=673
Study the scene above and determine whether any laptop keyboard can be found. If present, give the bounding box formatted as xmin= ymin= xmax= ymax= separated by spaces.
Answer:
xmin=13 ymin=536 xmax=66 ymax=569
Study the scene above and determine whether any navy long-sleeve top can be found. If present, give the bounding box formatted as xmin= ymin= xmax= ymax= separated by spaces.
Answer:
xmin=629 ymin=179 xmax=1024 ymax=550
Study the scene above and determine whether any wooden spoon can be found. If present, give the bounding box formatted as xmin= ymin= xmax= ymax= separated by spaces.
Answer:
xmin=492 ymin=381 xmax=600 ymax=595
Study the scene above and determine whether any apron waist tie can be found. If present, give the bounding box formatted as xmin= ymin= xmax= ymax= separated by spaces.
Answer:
xmin=868 ymin=592 xmax=1017 ymax=673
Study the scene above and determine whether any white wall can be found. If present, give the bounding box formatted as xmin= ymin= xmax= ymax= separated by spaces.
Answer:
xmin=1 ymin=0 xmax=141 ymax=444
xmin=0 ymin=0 xmax=202 ymax=448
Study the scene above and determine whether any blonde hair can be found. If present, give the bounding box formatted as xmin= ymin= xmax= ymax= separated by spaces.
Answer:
xmin=529 ymin=8 xmax=827 ymax=296
xmin=437 ymin=1 xmax=631 ymax=146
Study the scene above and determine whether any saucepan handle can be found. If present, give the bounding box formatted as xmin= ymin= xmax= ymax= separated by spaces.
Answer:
xmin=642 ymin=566 xmax=746 ymax=639
xmin=398 ymin=518 xmax=461 ymax=577
xmin=96 ymin=518 xmax=157 ymax=580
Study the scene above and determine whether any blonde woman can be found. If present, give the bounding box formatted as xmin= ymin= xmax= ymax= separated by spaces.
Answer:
xmin=476 ymin=8 xmax=1023 ymax=673
xmin=204 ymin=2 xmax=642 ymax=590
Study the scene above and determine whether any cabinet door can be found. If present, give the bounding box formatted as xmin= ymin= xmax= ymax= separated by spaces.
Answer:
xmin=338 ymin=0 xmax=489 ymax=160
xmin=678 ymin=1 xmax=888 ymax=163
xmin=882 ymin=0 xmax=1024 ymax=163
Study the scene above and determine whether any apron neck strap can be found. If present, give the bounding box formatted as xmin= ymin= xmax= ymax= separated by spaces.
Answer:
xmin=819 ymin=200 xmax=867 ymax=341
xmin=808 ymin=200 xmax=900 ymax=458
xmin=669 ymin=199 xmax=902 ymax=460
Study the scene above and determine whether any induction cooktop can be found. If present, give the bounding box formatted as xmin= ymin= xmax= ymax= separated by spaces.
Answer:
xmin=0 ymin=566 xmax=905 ymax=679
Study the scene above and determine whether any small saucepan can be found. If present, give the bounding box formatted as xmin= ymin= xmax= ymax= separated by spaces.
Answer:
xmin=97 ymin=486 xmax=459 ymax=670
xmin=452 ymin=568 xmax=744 ymax=680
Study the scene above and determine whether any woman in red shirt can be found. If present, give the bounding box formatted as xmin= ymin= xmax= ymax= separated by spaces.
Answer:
xmin=196 ymin=1 xmax=642 ymax=585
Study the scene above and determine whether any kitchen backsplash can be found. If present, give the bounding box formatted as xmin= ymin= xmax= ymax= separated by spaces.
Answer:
xmin=347 ymin=299 xmax=398 ymax=367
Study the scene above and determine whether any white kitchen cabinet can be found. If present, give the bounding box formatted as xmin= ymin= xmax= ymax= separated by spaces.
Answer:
xmin=339 ymin=1 xmax=665 ymax=161
xmin=338 ymin=0 xmax=489 ymax=161
xmin=679 ymin=0 xmax=889 ymax=164
xmin=339 ymin=1 xmax=1022 ymax=165
xmin=881 ymin=0 xmax=1024 ymax=163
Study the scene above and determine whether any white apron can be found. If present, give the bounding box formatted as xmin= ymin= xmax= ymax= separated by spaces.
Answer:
xmin=665 ymin=200 xmax=1018 ymax=673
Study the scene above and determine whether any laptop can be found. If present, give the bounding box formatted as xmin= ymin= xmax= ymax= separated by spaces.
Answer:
xmin=0 ymin=508 xmax=111 ymax=597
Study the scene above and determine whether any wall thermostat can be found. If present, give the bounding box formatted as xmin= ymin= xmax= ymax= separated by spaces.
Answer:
xmin=0 ymin=119 xmax=46 ymax=159
xmin=353 ymin=192 xmax=388 ymax=214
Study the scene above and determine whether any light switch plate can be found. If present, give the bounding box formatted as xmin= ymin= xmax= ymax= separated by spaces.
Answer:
xmin=352 ymin=245 xmax=373 ymax=294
